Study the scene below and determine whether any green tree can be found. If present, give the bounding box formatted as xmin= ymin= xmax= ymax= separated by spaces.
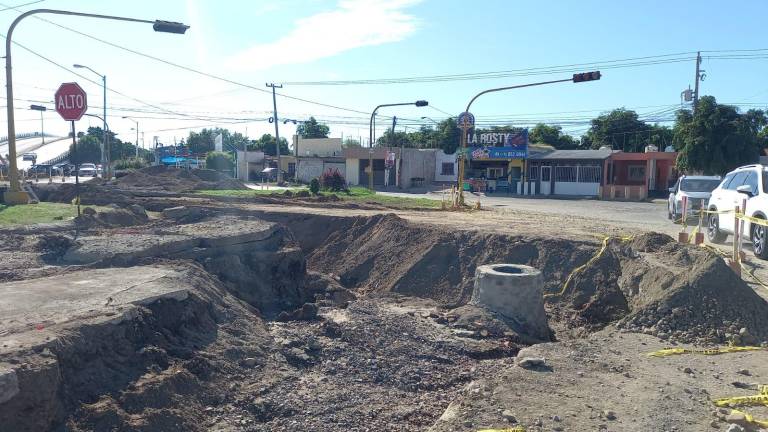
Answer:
xmin=251 ymin=134 xmax=290 ymax=156
xmin=582 ymin=108 xmax=650 ymax=151
xmin=296 ymin=117 xmax=330 ymax=138
xmin=436 ymin=117 xmax=461 ymax=154
xmin=674 ymin=96 xmax=767 ymax=174
xmin=70 ymin=134 xmax=101 ymax=164
xmin=187 ymin=128 xmax=248 ymax=154
xmin=529 ymin=123 xmax=579 ymax=149
xmin=343 ymin=138 xmax=362 ymax=148
xmin=205 ymin=151 xmax=234 ymax=171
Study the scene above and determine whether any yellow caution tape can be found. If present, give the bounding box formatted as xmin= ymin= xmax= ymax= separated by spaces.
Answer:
xmin=736 ymin=212 xmax=768 ymax=227
xmin=478 ymin=428 xmax=526 ymax=432
xmin=544 ymin=235 xmax=633 ymax=299
xmin=647 ymin=346 xmax=765 ymax=357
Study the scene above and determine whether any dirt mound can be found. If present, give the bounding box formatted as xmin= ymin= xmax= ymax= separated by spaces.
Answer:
xmin=115 ymin=166 xmax=247 ymax=192
xmin=552 ymin=236 xmax=768 ymax=344
xmin=287 ymin=213 xmax=596 ymax=306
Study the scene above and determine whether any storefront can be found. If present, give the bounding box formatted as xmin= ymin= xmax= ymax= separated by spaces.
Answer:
xmin=464 ymin=130 xmax=528 ymax=193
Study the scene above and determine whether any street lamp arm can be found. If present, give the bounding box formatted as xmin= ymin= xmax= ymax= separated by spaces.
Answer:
xmin=74 ymin=64 xmax=103 ymax=78
xmin=4 ymin=8 xmax=188 ymax=198
xmin=465 ymin=77 xmax=573 ymax=113
xmin=84 ymin=113 xmax=110 ymax=131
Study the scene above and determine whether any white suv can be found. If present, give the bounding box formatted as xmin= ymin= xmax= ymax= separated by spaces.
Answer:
xmin=707 ymin=165 xmax=768 ymax=259
xmin=667 ymin=175 xmax=722 ymax=220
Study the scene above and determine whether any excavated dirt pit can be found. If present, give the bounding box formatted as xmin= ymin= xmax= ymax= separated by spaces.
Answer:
xmin=1 ymin=207 xmax=768 ymax=431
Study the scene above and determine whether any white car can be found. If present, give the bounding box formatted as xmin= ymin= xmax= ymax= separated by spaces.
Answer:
xmin=667 ymin=175 xmax=722 ymax=221
xmin=707 ymin=164 xmax=768 ymax=259
xmin=78 ymin=163 xmax=98 ymax=177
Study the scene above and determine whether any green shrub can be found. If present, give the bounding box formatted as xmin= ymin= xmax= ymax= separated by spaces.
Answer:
xmin=319 ymin=168 xmax=346 ymax=192
xmin=205 ymin=152 xmax=233 ymax=171
xmin=309 ymin=178 xmax=320 ymax=195
xmin=113 ymin=157 xmax=147 ymax=170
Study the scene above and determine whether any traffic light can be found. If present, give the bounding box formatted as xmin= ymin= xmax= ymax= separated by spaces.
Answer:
xmin=153 ymin=21 xmax=190 ymax=34
xmin=414 ymin=100 xmax=429 ymax=107
xmin=573 ymin=71 xmax=601 ymax=83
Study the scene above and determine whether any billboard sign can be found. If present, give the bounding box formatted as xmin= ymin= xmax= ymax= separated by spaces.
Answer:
xmin=467 ymin=130 xmax=528 ymax=160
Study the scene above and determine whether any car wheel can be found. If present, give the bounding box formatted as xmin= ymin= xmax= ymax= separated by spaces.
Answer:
xmin=752 ymin=219 xmax=768 ymax=260
xmin=667 ymin=204 xmax=672 ymax=220
xmin=707 ymin=211 xmax=727 ymax=244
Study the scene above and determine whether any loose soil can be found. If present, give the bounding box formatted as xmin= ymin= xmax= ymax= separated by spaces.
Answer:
xmin=2 ymin=195 xmax=768 ymax=431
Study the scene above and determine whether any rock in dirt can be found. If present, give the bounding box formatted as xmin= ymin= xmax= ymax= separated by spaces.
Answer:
xmin=726 ymin=424 xmax=746 ymax=432
xmin=501 ymin=409 xmax=516 ymax=422
xmin=0 ymin=368 xmax=19 ymax=404
xmin=162 ymin=205 xmax=190 ymax=219
xmin=517 ymin=357 xmax=547 ymax=369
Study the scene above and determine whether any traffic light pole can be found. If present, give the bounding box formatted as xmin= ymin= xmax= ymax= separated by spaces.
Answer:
xmin=456 ymin=74 xmax=600 ymax=206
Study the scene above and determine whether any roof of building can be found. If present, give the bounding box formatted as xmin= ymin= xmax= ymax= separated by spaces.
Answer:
xmin=530 ymin=148 xmax=617 ymax=160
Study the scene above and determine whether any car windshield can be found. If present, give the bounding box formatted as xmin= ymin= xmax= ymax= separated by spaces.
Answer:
xmin=81 ymin=164 xmax=95 ymax=168
xmin=680 ymin=178 xmax=721 ymax=192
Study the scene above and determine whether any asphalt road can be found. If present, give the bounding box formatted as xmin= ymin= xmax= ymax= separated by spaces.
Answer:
xmin=379 ymin=190 xmax=677 ymax=235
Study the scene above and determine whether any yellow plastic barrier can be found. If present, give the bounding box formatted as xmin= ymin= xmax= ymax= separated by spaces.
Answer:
xmin=544 ymin=235 xmax=633 ymax=299
xmin=647 ymin=346 xmax=765 ymax=357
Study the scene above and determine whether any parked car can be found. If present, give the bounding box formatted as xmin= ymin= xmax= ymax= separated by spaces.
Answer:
xmin=21 ymin=152 xmax=37 ymax=162
xmin=28 ymin=164 xmax=55 ymax=177
xmin=53 ymin=163 xmax=74 ymax=176
xmin=667 ymin=175 xmax=722 ymax=221
xmin=707 ymin=164 xmax=768 ymax=259
xmin=78 ymin=163 xmax=98 ymax=177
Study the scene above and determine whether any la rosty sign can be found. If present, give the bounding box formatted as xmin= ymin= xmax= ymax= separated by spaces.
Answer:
xmin=54 ymin=82 xmax=87 ymax=121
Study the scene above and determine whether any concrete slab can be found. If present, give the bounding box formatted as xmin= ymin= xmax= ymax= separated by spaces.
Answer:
xmin=0 ymin=266 xmax=188 ymax=355
xmin=62 ymin=217 xmax=278 ymax=264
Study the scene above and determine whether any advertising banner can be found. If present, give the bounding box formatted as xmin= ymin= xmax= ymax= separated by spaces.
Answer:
xmin=467 ymin=130 xmax=528 ymax=160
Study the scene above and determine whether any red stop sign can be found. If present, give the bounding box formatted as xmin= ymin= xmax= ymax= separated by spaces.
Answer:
xmin=54 ymin=82 xmax=88 ymax=121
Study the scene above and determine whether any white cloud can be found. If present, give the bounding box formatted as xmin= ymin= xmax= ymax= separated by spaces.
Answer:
xmin=226 ymin=0 xmax=422 ymax=71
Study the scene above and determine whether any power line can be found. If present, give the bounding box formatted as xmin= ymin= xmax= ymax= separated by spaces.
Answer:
xmin=0 ymin=1 xmax=374 ymax=116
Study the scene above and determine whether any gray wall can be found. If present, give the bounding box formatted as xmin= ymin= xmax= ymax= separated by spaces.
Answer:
xmin=400 ymin=149 xmax=436 ymax=188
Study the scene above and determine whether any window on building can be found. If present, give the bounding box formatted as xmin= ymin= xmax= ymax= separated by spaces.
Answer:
xmin=578 ymin=165 xmax=602 ymax=183
xmin=288 ymin=163 xmax=296 ymax=174
xmin=541 ymin=166 xmax=551 ymax=182
xmin=628 ymin=165 xmax=646 ymax=181
xmin=554 ymin=166 xmax=577 ymax=182
xmin=440 ymin=162 xmax=454 ymax=176
xmin=487 ymin=167 xmax=504 ymax=179
xmin=528 ymin=166 xmax=538 ymax=180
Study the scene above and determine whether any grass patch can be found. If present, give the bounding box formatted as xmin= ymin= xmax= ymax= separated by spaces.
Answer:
xmin=0 ymin=202 xmax=84 ymax=226
xmin=196 ymin=188 xmax=303 ymax=197
xmin=196 ymin=186 xmax=442 ymax=210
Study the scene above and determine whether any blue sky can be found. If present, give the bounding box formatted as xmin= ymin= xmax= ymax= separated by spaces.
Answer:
xmin=1 ymin=0 xmax=767 ymax=147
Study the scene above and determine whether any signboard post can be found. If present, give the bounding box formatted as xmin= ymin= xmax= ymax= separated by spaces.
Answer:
xmin=455 ymin=112 xmax=475 ymax=207
xmin=55 ymin=82 xmax=88 ymax=216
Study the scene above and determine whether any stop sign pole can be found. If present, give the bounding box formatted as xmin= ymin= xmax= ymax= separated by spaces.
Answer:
xmin=55 ymin=82 xmax=88 ymax=216
xmin=2 ymin=8 xmax=188 ymax=205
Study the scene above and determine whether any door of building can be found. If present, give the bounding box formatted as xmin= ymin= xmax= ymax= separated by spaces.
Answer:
xmin=540 ymin=166 xmax=551 ymax=195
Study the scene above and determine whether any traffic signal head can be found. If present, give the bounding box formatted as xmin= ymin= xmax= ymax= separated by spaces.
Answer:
xmin=414 ymin=100 xmax=429 ymax=107
xmin=573 ymin=71 xmax=601 ymax=83
xmin=153 ymin=20 xmax=190 ymax=34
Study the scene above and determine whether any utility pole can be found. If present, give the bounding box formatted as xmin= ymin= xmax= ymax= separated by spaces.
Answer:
xmin=693 ymin=51 xmax=702 ymax=114
xmin=266 ymin=83 xmax=283 ymax=184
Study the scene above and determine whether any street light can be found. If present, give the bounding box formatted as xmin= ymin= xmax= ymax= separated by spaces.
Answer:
xmin=368 ymin=100 xmax=428 ymax=190
xmin=123 ymin=116 xmax=140 ymax=159
xmin=421 ymin=116 xmax=439 ymax=125
xmin=29 ymin=104 xmax=46 ymax=145
xmin=3 ymin=9 xmax=189 ymax=204
xmin=73 ymin=64 xmax=107 ymax=176
xmin=454 ymin=72 xmax=601 ymax=206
